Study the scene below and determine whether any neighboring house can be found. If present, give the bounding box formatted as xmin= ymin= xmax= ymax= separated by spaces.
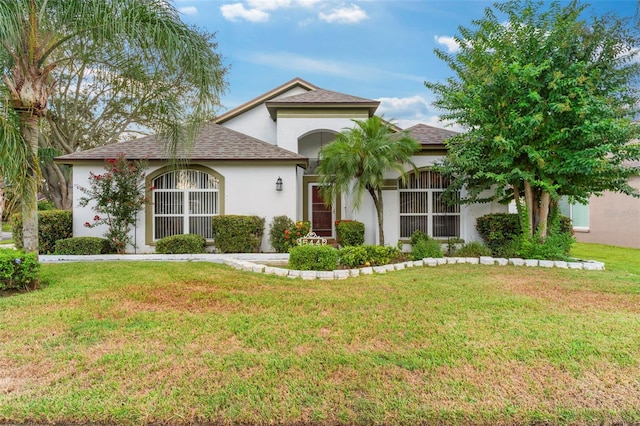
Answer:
xmin=560 ymin=161 xmax=640 ymax=249
xmin=56 ymin=77 xmax=507 ymax=253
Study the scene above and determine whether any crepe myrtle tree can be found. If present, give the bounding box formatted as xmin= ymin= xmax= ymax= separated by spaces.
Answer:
xmin=77 ymin=155 xmax=147 ymax=254
xmin=426 ymin=0 xmax=640 ymax=238
xmin=317 ymin=116 xmax=420 ymax=246
xmin=0 ymin=0 xmax=227 ymax=252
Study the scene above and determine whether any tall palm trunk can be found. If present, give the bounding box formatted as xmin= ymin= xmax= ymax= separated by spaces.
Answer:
xmin=18 ymin=113 xmax=40 ymax=253
xmin=367 ymin=185 xmax=385 ymax=246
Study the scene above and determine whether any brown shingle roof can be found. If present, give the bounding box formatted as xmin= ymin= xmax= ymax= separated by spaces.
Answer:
xmin=405 ymin=123 xmax=457 ymax=146
xmin=55 ymin=122 xmax=307 ymax=166
xmin=265 ymin=88 xmax=379 ymax=119
xmin=270 ymin=88 xmax=378 ymax=105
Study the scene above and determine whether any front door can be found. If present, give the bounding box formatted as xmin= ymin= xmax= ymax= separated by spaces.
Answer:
xmin=310 ymin=184 xmax=333 ymax=237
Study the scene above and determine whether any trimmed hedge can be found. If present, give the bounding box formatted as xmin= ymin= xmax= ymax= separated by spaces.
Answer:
xmin=337 ymin=246 xmax=368 ymax=268
xmin=476 ymin=213 xmax=521 ymax=256
xmin=11 ymin=210 xmax=73 ymax=254
xmin=335 ymin=220 xmax=365 ymax=247
xmin=0 ymin=248 xmax=39 ymax=291
xmin=211 ymin=215 xmax=265 ymax=253
xmin=156 ymin=234 xmax=206 ymax=254
xmin=289 ymin=244 xmax=338 ymax=271
xmin=54 ymin=237 xmax=116 ymax=255
xmin=337 ymin=245 xmax=402 ymax=268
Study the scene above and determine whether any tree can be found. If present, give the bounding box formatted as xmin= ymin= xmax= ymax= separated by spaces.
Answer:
xmin=317 ymin=116 xmax=420 ymax=246
xmin=77 ymin=156 xmax=147 ymax=254
xmin=426 ymin=0 xmax=640 ymax=238
xmin=0 ymin=0 xmax=227 ymax=252
xmin=40 ymin=32 xmax=224 ymax=210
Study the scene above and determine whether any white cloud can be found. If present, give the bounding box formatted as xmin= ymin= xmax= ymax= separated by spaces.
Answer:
xmin=245 ymin=51 xmax=425 ymax=84
xmin=248 ymin=52 xmax=356 ymax=77
xmin=220 ymin=1 xmax=367 ymax=24
xmin=246 ymin=0 xmax=291 ymax=11
xmin=178 ymin=6 xmax=198 ymax=15
xmin=376 ymin=95 xmax=465 ymax=132
xmin=319 ymin=4 xmax=368 ymax=24
xmin=220 ymin=3 xmax=270 ymax=22
xmin=434 ymin=35 xmax=460 ymax=53
xmin=296 ymin=0 xmax=322 ymax=8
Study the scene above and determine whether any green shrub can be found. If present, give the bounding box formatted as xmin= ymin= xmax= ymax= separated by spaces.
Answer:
xmin=12 ymin=210 xmax=73 ymax=254
xmin=288 ymin=220 xmax=311 ymax=245
xmin=364 ymin=245 xmax=402 ymax=266
xmin=54 ymin=237 xmax=116 ymax=255
xmin=558 ymin=215 xmax=573 ymax=235
xmin=156 ymin=234 xmax=206 ymax=254
xmin=477 ymin=213 xmax=574 ymax=257
xmin=268 ymin=216 xmax=295 ymax=253
xmin=476 ymin=213 xmax=521 ymax=257
xmin=335 ymin=220 xmax=365 ymax=247
xmin=411 ymin=239 xmax=443 ymax=260
xmin=516 ymin=232 xmax=575 ymax=260
xmin=289 ymin=245 xmax=338 ymax=271
xmin=211 ymin=215 xmax=265 ymax=253
xmin=0 ymin=248 xmax=39 ymax=291
xmin=337 ymin=245 xmax=368 ymax=268
xmin=37 ymin=200 xmax=56 ymax=211
xmin=454 ymin=241 xmax=492 ymax=257
xmin=409 ymin=231 xmax=443 ymax=260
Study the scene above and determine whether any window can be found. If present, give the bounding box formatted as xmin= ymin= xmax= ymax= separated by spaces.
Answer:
xmin=399 ymin=170 xmax=460 ymax=238
xmin=152 ymin=169 xmax=220 ymax=240
xmin=558 ymin=197 xmax=589 ymax=231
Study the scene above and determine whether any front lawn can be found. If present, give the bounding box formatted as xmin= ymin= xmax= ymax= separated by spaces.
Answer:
xmin=1 ymin=244 xmax=639 ymax=425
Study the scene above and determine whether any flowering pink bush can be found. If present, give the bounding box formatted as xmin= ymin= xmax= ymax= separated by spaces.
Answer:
xmin=77 ymin=155 xmax=148 ymax=254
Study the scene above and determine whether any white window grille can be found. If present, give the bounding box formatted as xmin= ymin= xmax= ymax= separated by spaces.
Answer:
xmin=399 ymin=170 xmax=460 ymax=238
xmin=152 ymin=169 xmax=220 ymax=240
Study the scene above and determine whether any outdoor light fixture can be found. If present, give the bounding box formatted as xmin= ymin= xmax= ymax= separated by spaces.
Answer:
xmin=276 ymin=177 xmax=283 ymax=191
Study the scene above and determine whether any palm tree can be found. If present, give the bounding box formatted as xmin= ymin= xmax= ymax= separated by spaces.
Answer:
xmin=317 ymin=116 xmax=420 ymax=246
xmin=0 ymin=0 xmax=227 ymax=252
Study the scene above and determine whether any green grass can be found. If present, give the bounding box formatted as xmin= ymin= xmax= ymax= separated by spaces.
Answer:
xmin=572 ymin=242 xmax=640 ymax=276
xmin=1 ymin=245 xmax=639 ymax=425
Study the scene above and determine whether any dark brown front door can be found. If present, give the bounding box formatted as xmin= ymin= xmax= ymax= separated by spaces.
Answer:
xmin=311 ymin=185 xmax=333 ymax=237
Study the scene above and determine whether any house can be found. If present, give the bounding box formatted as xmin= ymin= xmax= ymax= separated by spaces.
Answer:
xmin=560 ymin=161 xmax=640 ymax=249
xmin=56 ymin=78 xmax=507 ymax=253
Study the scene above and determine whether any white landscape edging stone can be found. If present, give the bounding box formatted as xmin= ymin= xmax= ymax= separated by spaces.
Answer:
xmin=39 ymin=253 xmax=606 ymax=280
xmin=231 ymin=256 xmax=605 ymax=279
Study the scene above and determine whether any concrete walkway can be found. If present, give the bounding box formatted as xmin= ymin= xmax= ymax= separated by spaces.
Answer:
xmin=39 ymin=252 xmax=289 ymax=264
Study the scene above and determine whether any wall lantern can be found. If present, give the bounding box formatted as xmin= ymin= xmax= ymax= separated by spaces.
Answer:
xmin=276 ymin=177 xmax=283 ymax=191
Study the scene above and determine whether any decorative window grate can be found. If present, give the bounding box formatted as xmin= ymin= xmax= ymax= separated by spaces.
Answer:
xmin=399 ymin=170 xmax=460 ymax=238
xmin=152 ymin=170 xmax=219 ymax=240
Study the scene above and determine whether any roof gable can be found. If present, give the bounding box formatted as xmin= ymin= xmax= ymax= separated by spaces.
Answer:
xmin=55 ymin=122 xmax=307 ymax=165
xmin=214 ymin=77 xmax=318 ymax=125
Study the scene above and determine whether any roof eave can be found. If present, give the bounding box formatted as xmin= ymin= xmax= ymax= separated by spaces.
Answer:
xmin=265 ymin=102 xmax=380 ymax=120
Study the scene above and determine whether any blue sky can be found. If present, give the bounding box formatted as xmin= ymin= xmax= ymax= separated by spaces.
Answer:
xmin=172 ymin=0 xmax=637 ymax=130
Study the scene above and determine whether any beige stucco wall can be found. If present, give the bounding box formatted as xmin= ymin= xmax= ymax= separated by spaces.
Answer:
xmin=344 ymin=155 xmax=509 ymax=246
xmin=575 ymin=176 xmax=640 ymax=248
xmin=72 ymin=162 xmax=299 ymax=253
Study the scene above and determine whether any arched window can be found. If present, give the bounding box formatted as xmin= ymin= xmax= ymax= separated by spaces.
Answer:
xmin=399 ymin=170 xmax=460 ymax=238
xmin=152 ymin=169 xmax=220 ymax=240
